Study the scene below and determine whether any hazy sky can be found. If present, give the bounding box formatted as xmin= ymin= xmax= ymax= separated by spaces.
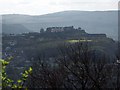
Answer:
xmin=0 ymin=0 xmax=119 ymax=15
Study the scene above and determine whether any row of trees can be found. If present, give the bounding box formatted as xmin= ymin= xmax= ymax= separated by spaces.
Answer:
xmin=25 ymin=42 xmax=120 ymax=89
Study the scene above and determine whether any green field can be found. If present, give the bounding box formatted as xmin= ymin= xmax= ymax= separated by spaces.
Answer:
xmin=67 ymin=39 xmax=93 ymax=43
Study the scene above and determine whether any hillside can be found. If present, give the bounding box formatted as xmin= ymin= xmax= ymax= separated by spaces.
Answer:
xmin=2 ymin=24 xmax=30 ymax=34
xmin=3 ymin=26 xmax=117 ymax=81
xmin=2 ymin=10 xmax=118 ymax=40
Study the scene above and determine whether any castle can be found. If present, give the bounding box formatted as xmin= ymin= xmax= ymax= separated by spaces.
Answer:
xmin=46 ymin=26 xmax=75 ymax=33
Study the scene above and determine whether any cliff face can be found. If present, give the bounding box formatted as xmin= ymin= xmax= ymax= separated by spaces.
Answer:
xmin=45 ymin=26 xmax=107 ymax=39
xmin=86 ymin=34 xmax=106 ymax=38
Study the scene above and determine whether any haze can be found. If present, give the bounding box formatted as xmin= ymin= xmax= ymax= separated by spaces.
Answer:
xmin=0 ymin=0 xmax=119 ymax=15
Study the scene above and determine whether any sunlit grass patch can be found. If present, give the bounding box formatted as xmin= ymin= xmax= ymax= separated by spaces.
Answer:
xmin=67 ymin=39 xmax=93 ymax=43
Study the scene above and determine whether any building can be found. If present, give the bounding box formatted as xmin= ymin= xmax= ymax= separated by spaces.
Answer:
xmin=46 ymin=26 xmax=74 ymax=33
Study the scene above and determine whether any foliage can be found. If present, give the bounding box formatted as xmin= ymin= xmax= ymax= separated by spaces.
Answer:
xmin=27 ymin=42 xmax=116 ymax=89
xmin=0 ymin=57 xmax=32 ymax=89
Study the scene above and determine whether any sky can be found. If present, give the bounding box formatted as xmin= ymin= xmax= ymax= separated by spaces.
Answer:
xmin=0 ymin=0 xmax=119 ymax=15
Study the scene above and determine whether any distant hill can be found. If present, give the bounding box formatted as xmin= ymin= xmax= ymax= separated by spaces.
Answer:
xmin=2 ymin=24 xmax=30 ymax=34
xmin=2 ymin=10 xmax=118 ymax=40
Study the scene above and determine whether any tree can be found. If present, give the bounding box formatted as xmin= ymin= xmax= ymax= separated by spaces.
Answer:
xmin=0 ymin=57 xmax=32 ymax=89
xmin=26 ymin=42 xmax=114 ymax=89
xmin=26 ymin=55 xmax=68 ymax=88
xmin=58 ymin=42 xmax=113 ymax=89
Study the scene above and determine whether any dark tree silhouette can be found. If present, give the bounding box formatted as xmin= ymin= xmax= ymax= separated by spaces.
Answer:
xmin=26 ymin=42 xmax=114 ymax=89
